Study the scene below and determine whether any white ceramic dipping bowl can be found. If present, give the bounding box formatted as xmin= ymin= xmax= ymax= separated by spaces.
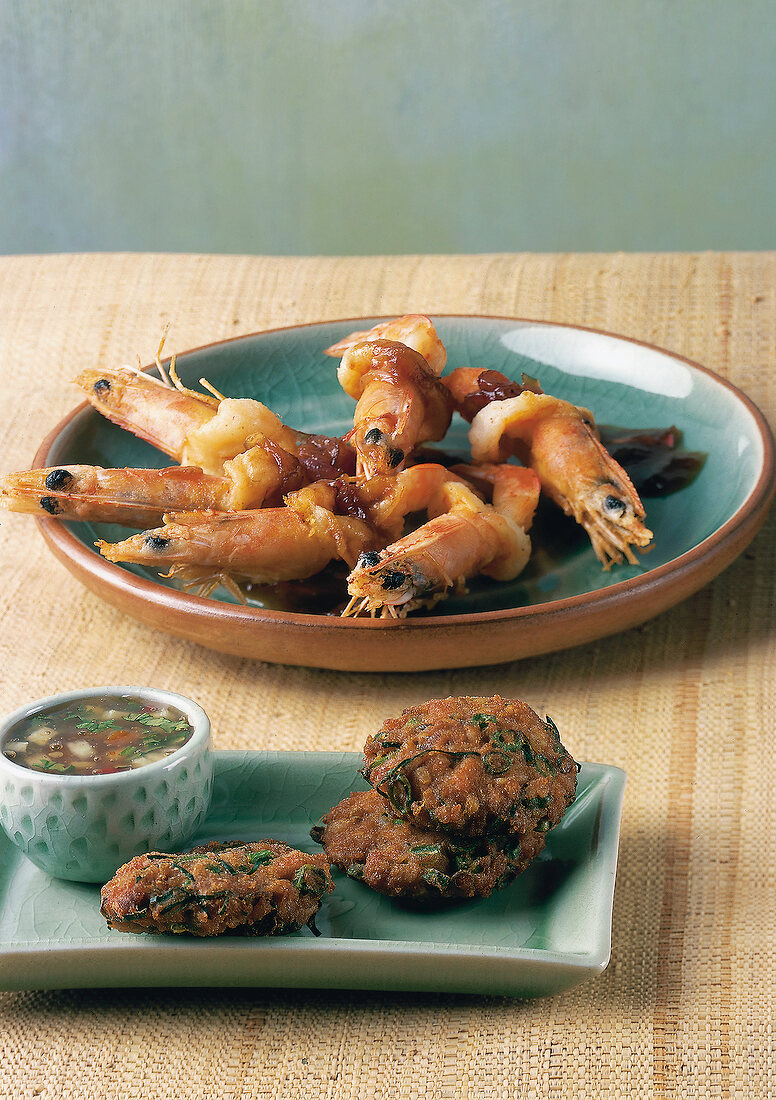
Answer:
xmin=0 ymin=686 xmax=213 ymax=883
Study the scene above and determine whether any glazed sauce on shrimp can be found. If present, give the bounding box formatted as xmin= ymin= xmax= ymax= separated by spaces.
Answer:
xmin=455 ymin=370 xmax=543 ymax=422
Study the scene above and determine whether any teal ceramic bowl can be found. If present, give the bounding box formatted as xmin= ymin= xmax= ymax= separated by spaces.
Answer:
xmin=33 ymin=317 xmax=775 ymax=671
xmin=0 ymin=686 xmax=213 ymax=882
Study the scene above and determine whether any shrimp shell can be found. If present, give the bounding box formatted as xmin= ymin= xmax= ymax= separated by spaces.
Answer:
xmin=0 ymin=464 xmax=235 ymax=527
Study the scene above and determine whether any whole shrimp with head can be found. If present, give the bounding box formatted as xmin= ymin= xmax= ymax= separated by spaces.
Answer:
xmin=96 ymin=482 xmax=379 ymax=601
xmin=0 ymin=345 xmax=355 ymax=526
xmin=343 ymin=463 xmax=540 ymax=618
xmin=445 ymin=368 xmax=653 ymax=569
xmin=324 ymin=316 xmax=452 ymax=478
xmin=75 ymin=364 xmax=354 ymax=477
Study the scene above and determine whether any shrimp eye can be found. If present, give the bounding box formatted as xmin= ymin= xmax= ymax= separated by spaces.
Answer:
xmin=382 ymin=570 xmax=408 ymax=590
xmin=358 ymin=551 xmax=382 ymax=568
xmin=145 ymin=535 xmax=170 ymax=551
xmin=93 ymin=378 xmax=111 ymax=394
xmin=39 ymin=496 xmax=62 ymax=515
xmin=603 ymin=494 xmax=626 ymax=518
xmin=364 ymin=428 xmax=385 ymax=445
xmin=45 ymin=469 xmax=74 ymax=491
xmin=388 ymin=447 xmax=404 ymax=468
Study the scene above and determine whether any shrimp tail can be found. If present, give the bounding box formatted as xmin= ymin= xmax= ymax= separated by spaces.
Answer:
xmin=324 ymin=314 xmax=447 ymax=375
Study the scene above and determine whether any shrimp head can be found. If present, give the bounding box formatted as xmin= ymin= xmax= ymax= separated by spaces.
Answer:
xmin=338 ymin=340 xmax=453 ymax=477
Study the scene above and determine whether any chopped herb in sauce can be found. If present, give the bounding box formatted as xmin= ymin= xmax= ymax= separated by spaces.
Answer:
xmin=2 ymin=694 xmax=193 ymax=775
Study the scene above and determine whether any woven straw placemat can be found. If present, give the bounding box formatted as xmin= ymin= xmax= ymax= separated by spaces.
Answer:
xmin=0 ymin=252 xmax=774 ymax=1099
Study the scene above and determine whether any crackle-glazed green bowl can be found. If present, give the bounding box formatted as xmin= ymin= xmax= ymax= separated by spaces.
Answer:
xmin=33 ymin=317 xmax=775 ymax=671
xmin=0 ymin=686 xmax=213 ymax=882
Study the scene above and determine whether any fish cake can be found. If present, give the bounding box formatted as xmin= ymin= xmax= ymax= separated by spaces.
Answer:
xmin=311 ymin=789 xmax=547 ymax=903
xmin=362 ymin=695 xmax=578 ymax=836
xmin=100 ymin=840 xmax=333 ymax=936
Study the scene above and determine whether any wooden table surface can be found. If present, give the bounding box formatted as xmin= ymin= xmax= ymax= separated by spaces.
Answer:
xmin=0 ymin=252 xmax=774 ymax=1100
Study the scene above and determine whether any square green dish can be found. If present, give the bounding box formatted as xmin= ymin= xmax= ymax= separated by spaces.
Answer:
xmin=0 ymin=751 xmax=625 ymax=998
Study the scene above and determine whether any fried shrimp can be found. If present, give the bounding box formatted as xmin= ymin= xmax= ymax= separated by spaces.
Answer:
xmin=339 ymin=462 xmax=473 ymax=542
xmin=335 ymin=340 xmax=453 ymax=477
xmin=362 ymin=696 xmax=578 ymax=837
xmin=343 ymin=465 xmax=540 ymax=618
xmin=467 ymin=389 xmax=653 ymax=567
xmin=0 ymin=317 xmax=674 ymax=618
xmin=311 ymin=789 xmax=546 ymax=903
xmin=0 ymin=445 xmax=306 ymax=526
xmin=323 ymin=314 xmax=447 ymax=375
xmin=177 ymin=396 xmax=355 ymax=481
xmin=75 ymin=366 xmax=218 ymax=462
xmin=100 ymin=840 xmax=333 ymax=936
xmin=75 ymin=367 xmax=354 ymax=483
xmin=96 ymin=494 xmax=378 ymax=599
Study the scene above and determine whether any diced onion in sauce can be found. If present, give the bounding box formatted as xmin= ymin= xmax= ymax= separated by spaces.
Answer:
xmin=66 ymin=740 xmax=94 ymax=759
xmin=28 ymin=728 xmax=56 ymax=746
xmin=1 ymin=695 xmax=193 ymax=776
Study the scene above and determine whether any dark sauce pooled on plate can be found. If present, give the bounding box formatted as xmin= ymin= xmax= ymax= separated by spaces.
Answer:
xmin=599 ymin=424 xmax=706 ymax=497
xmin=2 ymin=694 xmax=193 ymax=775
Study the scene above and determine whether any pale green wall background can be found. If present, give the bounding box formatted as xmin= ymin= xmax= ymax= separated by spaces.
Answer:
xmin=1 ymin=0 xmax=775 ymax=255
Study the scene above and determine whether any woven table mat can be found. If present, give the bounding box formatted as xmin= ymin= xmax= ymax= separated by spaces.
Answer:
xmin=0 ymin=252 xmax=774 ymax=1099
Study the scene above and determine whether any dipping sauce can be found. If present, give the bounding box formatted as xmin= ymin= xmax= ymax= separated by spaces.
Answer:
xmin=1 ymin=694 xmax=193 ymax=775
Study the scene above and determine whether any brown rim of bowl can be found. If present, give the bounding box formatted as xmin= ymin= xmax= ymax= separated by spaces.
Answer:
xmin=31 ymin=314 xmax=776 ymax=632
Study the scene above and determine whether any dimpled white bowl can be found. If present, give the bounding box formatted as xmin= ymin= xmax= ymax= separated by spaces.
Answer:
xmin=0 ymin=686 xmax=213 ymax=883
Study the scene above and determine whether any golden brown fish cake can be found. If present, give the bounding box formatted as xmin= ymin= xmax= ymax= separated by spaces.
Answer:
xmin=100 ymin=840 xmax=333 ymax=937
xmin=362 ymin=695 xmax=578 ymax=836
xmin=311 ymin=789 xmax=547 ymax=903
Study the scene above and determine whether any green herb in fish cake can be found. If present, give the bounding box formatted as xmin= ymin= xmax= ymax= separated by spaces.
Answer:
xmin=362 ymin=695 xmax=579 ymax=837
xmin=101 ymin=840 xmax=333 ymax=937
xmin=311 ymin=789 xmax=548 ymax=904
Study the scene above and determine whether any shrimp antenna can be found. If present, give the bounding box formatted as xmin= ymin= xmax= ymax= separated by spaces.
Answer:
xmin=155 ymin=324 xmax=173 ymax=387
xmin=198 ymin=377 xmax=227 ymax=402
xmin=165 ymin=356 xmax=219 ymax=407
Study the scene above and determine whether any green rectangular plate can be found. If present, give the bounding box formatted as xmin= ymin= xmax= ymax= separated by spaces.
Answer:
xmin=0 ymin=751 xmax=625 ymax=997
